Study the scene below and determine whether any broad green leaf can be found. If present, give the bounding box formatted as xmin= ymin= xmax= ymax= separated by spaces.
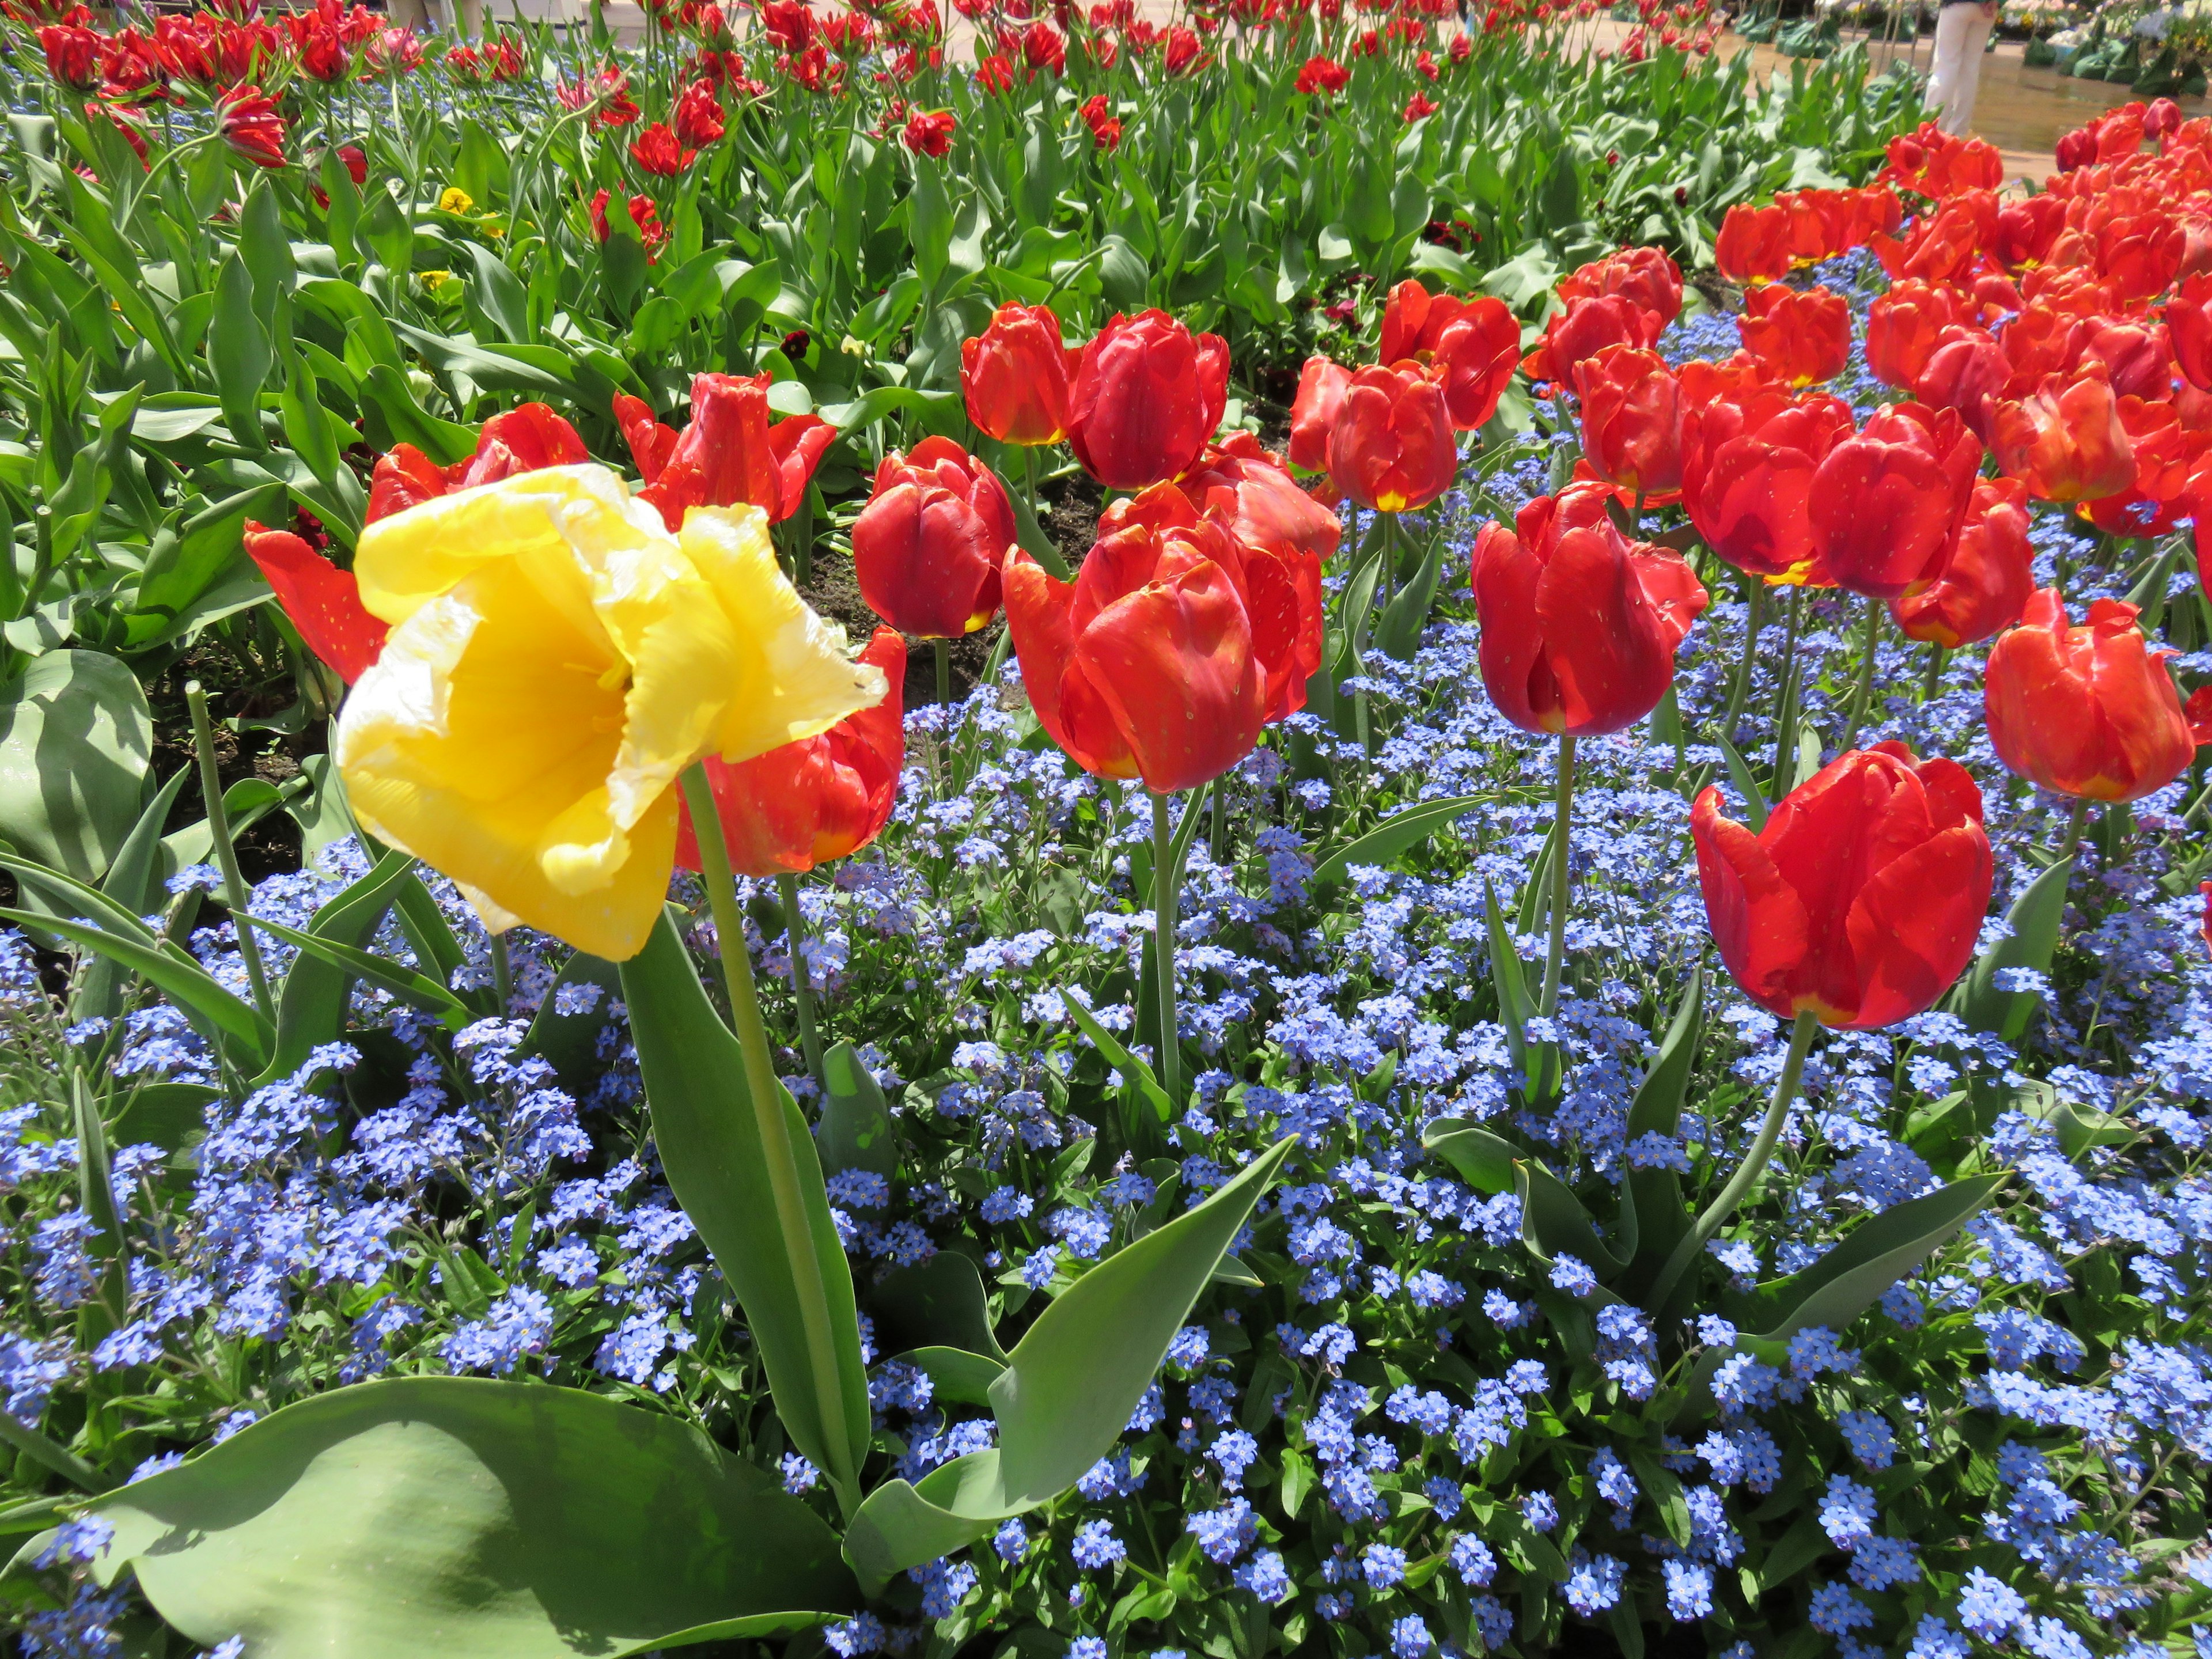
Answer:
xmin=0 ymin=651 xmax=153 ymax=884
xmin=903 ymin=1346 xmax=1008 ymax=1406
xmin=1421 ymin=1118 xmax=1520 ymax=1195
xmin=1373 ymin=531 xmax=1447 ymax=662
xmin=871 ymin=1249 xmax=1007 ymax=1364
xmin=1483 ymin=874 xmax=1533 ymax=1089
xmin=1309 ymin=796 xmax=1484 ymax=897
xmin=619 ymin=911 xmax=871 ymax=1508
xmin=819 ymin=1039 xmax=898 ymax=1179
xmin=75 ymin=767 xmax=193 ymax=1021
xmin=1619 ymin=969 xmax=1702 ymax=1295
xmin=1060 ymin=989 xmax=1173 ymax=1126
xmin=210 ymin=252 xmax=272 ymax=452
xmin=1717 ymin=736 xmax=1769 ymax=833
xmin=521 ymin=950 xmax=623 ymax=1097
xmin=92 ymin=1376 xmax=856 ymax=1659
xmin=0 ymin=907 xmax=272 ymax=1070
xmin=240 ymin=907 xmax=472 ymax=1031
xmin=1951 ymin=857 xmax=2071 ymax=1041
xmin=1517 ymin=1158 xmax=1625 ymax=1283
xmin=130 ymin=484 xmax=287 ymax=648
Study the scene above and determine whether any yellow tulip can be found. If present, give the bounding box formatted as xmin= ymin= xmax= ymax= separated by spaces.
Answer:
xmin=334 ymin=464 xmax=884 ymax=960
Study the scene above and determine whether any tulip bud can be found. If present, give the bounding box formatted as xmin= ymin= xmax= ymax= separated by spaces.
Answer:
xmin=1888 ymin=476 xmax=2033 ymax=648
xmin=961 ymin=303 xmax=1080 ymax=446
xmin=631 ymin=373 xmax=836 ymax=531
xmin=1471 ymin=481 xmax=1708 ymax=737
xmin=1558 ymin=245 xmax=1683 ymax=332
xmin=1522 ymin=294 xmax=1661 ymax=388
xmin=1736 ymin=283 xmax=1851 ymax=388
xmin=1326 ymin=363 xmax=1457 ymax=513
xmin=1809 ymin=402 xmax=1980 ymax=599
xmin=1865 ymin=278 xmax=1967 ymax=391
xmin=1990 ymin=373 xmax=2136 ymax=505
xmin=1692 ymin=743 xmax=1993 ymax=1030
xmin=1985 ymin=590 xmax=2209 ymax=802
xmin=1066 ymin=310 xmax=1229 ymax=490
xmin=1714 ymin=202 xmax=1792 ymax=285
xmin=851 ymin=438 xmax=1015 ymax=639
xmin=1573 ymin=346 xmax=1683 ymax=501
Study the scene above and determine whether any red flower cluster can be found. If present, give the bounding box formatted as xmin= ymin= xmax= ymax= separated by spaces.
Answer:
xmin=1715 ymin=186 xmax=1900 ymax=284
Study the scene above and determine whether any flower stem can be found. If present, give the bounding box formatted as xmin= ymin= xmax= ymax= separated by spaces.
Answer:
xmin=778 ymin=871 xmax=824 ymax=1081
xmin=935 ymin=637 xmax=952 ymax=706
xmin=1922 ymin=641 xmax=1948 ymax=701
xmin=1539 ymin=733 xmax=1576 ymax=1019
xmin=488 ymin=932 xmax=513 ymax=1014
xmin=1770 ymin=584 xmax=1806 ymax=785
xmin=186 ymin=681 xmax=272 ymax=1021
xmin=1838 ymin=598 xmax=1885 ymax=753
xmin=1645 ymin=1006 xmax=1819 ymax=1317
xmin=1152 ymin=787 xmax=1182 ymax=1109
xmin=1717 ymin=575 xmax=1766 ymax=744
xmin=2060 ymin=796 xmax=2090 ymax=868
xmin=678 ymin=763 xmax=855 ymax=1513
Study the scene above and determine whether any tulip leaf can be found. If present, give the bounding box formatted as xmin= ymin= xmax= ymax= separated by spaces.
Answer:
xmin=903 ymin=1346 xmax=1009 ymax=1406
xmin=0 ymin=650 xmax=155 ymax=886
xmin=619 ymin=910 xmax=872 ymax=1510
xmin=1717 ymin=736 xmax=1769 ymax=834
xmin=238 ymin=907 xmax=473 ymax=1032
xmin=1514 ymin=813 xmax=1560 ymax=937
xmin=1421 ymin=1118 xmax=1521 ymax=1196
xmin=819 ymin=1039 xmax=899 ymax=1179
xmin=75 ymin=767 xmax=196 ymax=1021
xmin=1517 ymin=1157 xmax=1627 ymax=1285
xmin=1951 ymin=856 xmax=2071 ymax=1042
xmin=870 ymin=1249 xmax=1008 ymax=1364
xmin=0 ymin=906 xmax=271 ymax=1070
xmin=1619 ymin=969 xmax=1703 ymax=1295
xmin=210 ymin=252 xmax=273 ymax=453
xmin=1060 ymin=987 xmax=1173 ymax=1126
xmin=521 ymin=950 xmax=624 ymax=1098
xmin=90 ymin=1376 xmax=857 ymax=1659
xmin=1373 ymin=530 xmax=1448 ymax=662
xmin=1482 ymin=876 xmax=1533 ymax=1090
xmin=1006 ymin=477 xmax=1071 ymax=579
xmin=1310 ymin=795 xmax=1486 ymax=899
xmin=253 ymin=849 xmax=423 ymax=1086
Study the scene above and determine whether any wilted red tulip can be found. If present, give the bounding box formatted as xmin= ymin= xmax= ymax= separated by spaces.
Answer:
xmin=1327 ymin=363 xmax=1456 ymax=513
xmin=1168 ymin=433 xmax=1342 ymax=566
xmin=1866 ymin=279 xmax=1968 ymax=390
xmin=1680 ymin=385 xmax=1853 ymax=581
xmin=1715 ymin=203 xmax=1792 ymax=285
xmin=1692 ymin=743 xmax=1992 ymax=1030
xmin=244 ymin=522 xmax=388 ymax=683
xmin=1809 ymin=402 xmax=1979 ymax=600
xmin=1990 ymin=374 xmax=2136 ymax=505
xmin=1737 ymin=285 xmax=1850 ymax=388
xmin=675 ymin=628 xmax=907 ymax=877
xmin=1066 ymin=310 xmax=1229 ymax=490
xmin=1986 ymin=590 xmax=2210 ymax=801
xmin=1287 ymin=356 xmax=1351 ymax=474
xmin=364 ymin=403 xmax=590 ymax=524
xmin=1888 ymin=476 xmax=2033 ymax=648
xmin=850 ymin=438 xmax=1015 ymax=638
xmin=1521 ymin=294 xmax=1663 ymax=388
xmin=614 ymin=373 xmax=835 ymax=529
xmin=1377 ymin=279 xmax=1519 ymax=430
xmin=217 ymin=84 xmax=285 ymax=168
xmin=961 ymin=304 xmax=1078 ymax=446
xmin=1002 ymin=480 xmax=1323 ymax=790
xmin=1573 ymin=346 xmax=1683 ymax=501
xmin=1471 ymin=481 xmax=1709 ymax=737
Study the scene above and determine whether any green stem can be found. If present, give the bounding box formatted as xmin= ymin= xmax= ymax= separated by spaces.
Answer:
xmin=1645 ymin=1007 xmax=1819 ymax=1317
xmin=1152 ymin=789 xmax=1181 ymax=1111
xmin=778 ymin=870 xmax=824 ymax=1081
xmin=186 ymin=683 xmax=272 ymax=1021
xmin=0 ymin=1411 xmax=111 ymax=1495
xmin=935 ymin=637 xmax=952 ymax=706
xmin=1717 ymin=575 xmax=1766 ymax=744
xmin=1838 ymin=599 xmax=1884 ymax=753
xmin=1922 ymin=641 xmax=1948 ymax=702
xmin=677 ymin=764 xmax=856 ymax=1514
xmin=1771 ymin=584 xmax=1805 ymax=785
xmin=2060 ymin=797 xmax=2089 ymax=868
xmin=488 ymin=932 xmax=513 ymax=1013
xmin=1539 ymin=733 xmax=1576 ymax=1019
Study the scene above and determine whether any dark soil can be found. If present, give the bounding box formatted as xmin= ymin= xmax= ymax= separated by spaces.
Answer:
xmin=142 ymin=641 xmax=321 ymax=885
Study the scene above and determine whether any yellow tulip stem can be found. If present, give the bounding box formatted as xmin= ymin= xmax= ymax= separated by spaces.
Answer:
xmin=678 ymin=763 xmax=855 ymax=1512
xmin=777 ymin=872 xmax=825 ymax=1081
xmin=185 ymin=682 xmax=274 ymax=1022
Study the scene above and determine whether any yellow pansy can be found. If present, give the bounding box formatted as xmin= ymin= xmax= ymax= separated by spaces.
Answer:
xmin=334 ymin=464 xmax=884 ymax=960
xmin=438 ymin=185 xmax=476 ymax=214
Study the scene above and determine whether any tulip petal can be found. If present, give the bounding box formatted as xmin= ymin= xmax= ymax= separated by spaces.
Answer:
xmin=1690 ymin=787 xmax=1810 ymax=1018
xmin=1842 ymin=821 xmax=1994 ymax=1029
xmin=245 ymin=525 xmax=389 ymax=684
xmin=1533 ymin=526 xmax=1674 ymax=737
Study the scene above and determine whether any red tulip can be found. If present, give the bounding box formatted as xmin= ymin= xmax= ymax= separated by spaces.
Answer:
xmin=1169 ymin=433 xmax=1342 ymax=566
xmin=1521 ymin=294 xmax=1663 ymax=388
xmin=244 ymin=522 xmax=388 ymax=683
xmin=1692 ymin=743 xmax=1993 ymax=1031
xmin=1866 ymin=279 xmax=1968 ymax=391
xmin=675 ymin=627 xmax=907 ymax=877
xmin=1809 ymin=402 xmax=1979 ymax=600
xmin=851 ymin=437 xmax=1015 ymax=638
xmin=588 ymin=190 xmax=667 ymax=260
xmin=1573 ymin=346 xmax=1683 ymax=501
xmin=1715 ymin=203 xmax=1792 ymax=285
xmin=216 ymin=84 xmax=285 ymax=169
xmin=1986 ymin=590 xmax=2210 ymax=802
xmin=1737 ymin=283 xmax=1850 ymax=388
xmin=2082 ymin=397 xmax=2209 ymax=539
xmin=675 ymin=78 xmax=726 ymax=147
xmin=1287 ymin=356 xmax=1351 ymax=474
xmin=1065 ymin=310 xmax=1229 ymax=490
xmin=364 ymin=403 xmax=591 ymax=525
xmin=1990 ymin=373 xmax=2136 ymax=505
xmin=1002 ymin=480 xmax=1321 ymax=790
xmin=1558 ymin=245 xmax=1683 ymax=332
xmin=1327 ymin=363 xmax=1456 ymax=513
xmin=1913 ymin=324 xmax=2010 ymax=446
xmin=1680 ymin=385 xmax=1853 ymax=581
xmin=961 ymin=304 xmax=1078 ymax=446
xmin=1888 ymin=476 xmax=2033 ymax=648
xmin=2169 ymin=272 xmax=2212 ymax=392
xmin=1471 ymin=481 xmax=1709 ymax=737
xmin=38 ymin=25 xmax=100 ymax=89
xmin=1377 ymin=279 xmax=1521 ymax=430
xmin=614 ymin=373 xmax=835 ymax=531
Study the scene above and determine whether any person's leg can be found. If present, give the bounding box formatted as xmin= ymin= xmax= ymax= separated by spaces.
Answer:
xmin=1927 ymin=3 xmax=1969 ymax=125
xmin=1944 ymin=8 xmax=1995 ymax=133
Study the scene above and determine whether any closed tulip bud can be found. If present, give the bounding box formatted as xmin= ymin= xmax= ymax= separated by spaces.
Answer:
xmin=1573 ymin=346 xmax=1683 ymax=501
xmin=1287 ymin=356 xmax=1351 ymax=474
xmin=1737 ymin=283 xmax=1851 ymax=388
xmin=1692 ymin=743 xmax=1993 ymax=1030
xmin=244 ymin=522 xmax=389 ymax=683
xmin=1521 ymin=294 xmax=1662 ymax=388
xmin=1066 ymin=309 xmax=1229 ymax=490
xmin=1326 ymin=363 xmax=1457 ymax=513
xmin=215 ymin=83 xmax=286 ymax=169
xmin=1378 ymin=279 xmax=1521 ymax=430
xmin=675 ymin=627 xmax=907 ymax=877
xmin=1002 ymin=481 xmax=1322 ymax=790
xmin=1680 ymin=387 xmax=1854 ymax=581
xmin=1990 ymin=373 xmax=2136 ymax=505
xmin=1472 ymin=481 xmax=1709 ymax=737
xmin=2168 ymin=272 xmax=2212 ymax=392
xmin=851 ymin=438 xmax=1015 ymax=638
xmin=1985 ymin=589 xmax=2210 ymax=801
xmin=617 ymin=373 xmax=836 ymax=531
xmin=1889 ymin=476 xmax=2033 ymax=647
xmin=1714 ymin=202 xmax=1793 ymax=285
xmin=961 ymin=303 xmax=1079 ymax=446
xmin=1810 ymin=402 xmax=1980 ymax=599
xmin=1865 ymin=278 xmax=1967 ymax=390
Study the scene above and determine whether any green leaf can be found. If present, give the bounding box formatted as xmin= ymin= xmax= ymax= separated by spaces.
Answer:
xmin=870 ymin=1250 xmax=1007 ymax=1365
xmin=92 ymin=1376 xmax=857 ymax=1659
xmin=1309 ymin=796 xmax=1484 ymax=898
xmin=0 ymin=907 xmax=270 ymax=1069
xmin=618 ymin=911 xmax=872 ymax=1508
xmin=903 ymin=1346 xmax=1008 ymax=1406
xmin=1951 ymin=856 xmax=2071 ymax=1041
xmin=239 ymin=906 xmax=472 ymax=1031
xmin=129 ymin=485 xmax=287 ymax=647
xmin=1373 ymin=531 xmax=1446 ymax=662
xmin=1420 ymin=1118 xmax=1520 ymax=1196
xmin=819 ymin=1039 xmax=898 ymax=1179
xmin=357 ymin=365 xmax=478 ymax=467
xmin=1060 ymin=988 xmax=1173 ymax=1126
xmin=210 ymin=252 xmax=273 ymax=452
xmin=1517 ymin=1158 xmax=1625 ymax=1283
xmin=465 ymin=241 xmax=531 ymax=344
xmin=254 ymin=849 xmax=422 ymax=1085
xmin=521 ymin=949 xmax=623 ymax=1097
xmin=1717 ymin=736 xmax=1770 ymax=833
xmin=0 ymin=651 xmax=153 ymax=884
xmin=1619 ymin=969 xmax=1702 ymax=1295
xmin=73 ymin=766 xmax=191 ymax=1021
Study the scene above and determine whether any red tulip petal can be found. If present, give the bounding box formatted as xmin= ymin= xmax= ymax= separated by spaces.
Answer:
xmin=1691 ymin=786 xmax=1810 ymax=1018
xmin=244 ymin=523 xmax=388 ymax=684
xmin=1841 ymin=821 xmax=1994 ymax=1029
